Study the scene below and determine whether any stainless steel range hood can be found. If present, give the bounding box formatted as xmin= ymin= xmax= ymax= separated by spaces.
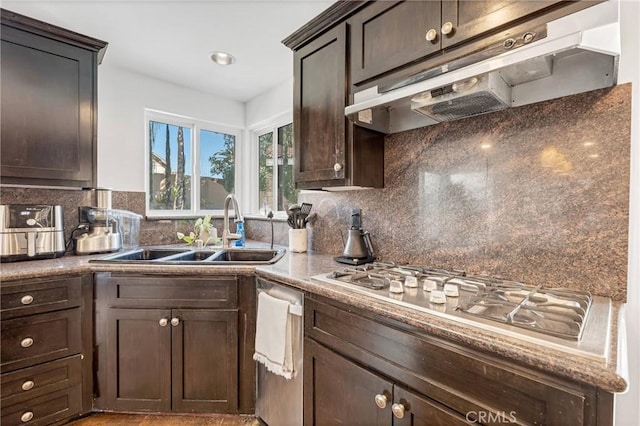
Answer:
xmin=346 ymin=0 xmax=621 ymax=134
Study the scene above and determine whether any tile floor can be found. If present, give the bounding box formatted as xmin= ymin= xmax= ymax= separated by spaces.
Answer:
xmin=69 ymin=413 xmax=261 ymax=425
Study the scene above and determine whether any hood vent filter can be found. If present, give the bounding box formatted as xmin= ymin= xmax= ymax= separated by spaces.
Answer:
xmin=411 ymin=73 xmax=511 ymax=122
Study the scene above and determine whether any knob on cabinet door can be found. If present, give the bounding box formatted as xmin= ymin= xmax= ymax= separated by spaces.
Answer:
xmin=441 ymin=21 xmax=454 ymax=35
xmin=159 ymin=318 xmax=168 ymax=327
xmin=425 ymin=28 xmax=438 ymax=42
xmin=21 ymin=411 xmax=34 ymax=423
xmin=333 ymin=163 xmax=343 ymax=172
xmin=21 ymin=380 xmax=35 ymax=391
xmin=171 ymin=317 xmax=180 ymax=327
xmin=374 ymin=393 xmax=388 ymax=409
xmin=392 ymin=402 xmax=406 ymax=419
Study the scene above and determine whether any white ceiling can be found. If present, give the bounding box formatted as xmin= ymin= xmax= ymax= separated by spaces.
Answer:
xmin=2 ymin=0 xmax=334 ymax=102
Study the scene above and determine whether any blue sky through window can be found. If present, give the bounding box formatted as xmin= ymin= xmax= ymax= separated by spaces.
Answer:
xmin=150 ymin=122 xmax=231 ymax=179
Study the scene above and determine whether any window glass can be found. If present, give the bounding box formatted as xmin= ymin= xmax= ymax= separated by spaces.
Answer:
xmin=149 ymin=121 xmax=192 ymax=211
xmin=200 ymin=129 xmax=235 ymax=210
xmin=277 ymin=123 xmax=297 ymax=211
xmin=259 ymin=132 xmax=274 ymax=212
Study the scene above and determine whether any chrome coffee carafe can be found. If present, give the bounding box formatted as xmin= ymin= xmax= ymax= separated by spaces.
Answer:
xmin=335 ymin=208 xmax=375 ymax=265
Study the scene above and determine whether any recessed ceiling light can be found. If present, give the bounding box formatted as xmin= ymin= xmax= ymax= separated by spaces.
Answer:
xmin=210 ymin=51 xmax=236 ymax=66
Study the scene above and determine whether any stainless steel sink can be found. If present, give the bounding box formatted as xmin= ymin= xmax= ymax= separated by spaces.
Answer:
xmin=208 ymin=249 xmax=285 ymax=263
xmin=97 ymin=248 xmax=192 ymax=261
xmin=92 ymin=247 xmax=285 ymax=265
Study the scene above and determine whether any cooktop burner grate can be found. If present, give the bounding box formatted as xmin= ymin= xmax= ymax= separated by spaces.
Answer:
xmin=320 ymin=262 xmax=593 ymax=341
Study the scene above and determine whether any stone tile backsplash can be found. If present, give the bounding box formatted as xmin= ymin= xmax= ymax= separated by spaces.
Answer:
xmin=300 ymin=84 xmax=631 ymax=301
xmin=1 ymin=84 xmax=630 ymax=300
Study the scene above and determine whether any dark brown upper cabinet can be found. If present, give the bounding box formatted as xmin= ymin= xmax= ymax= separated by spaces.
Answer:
xmin=289 ymin=20 xmax=384 ymax=190
xmin=350 ymin=1 xmax=442 ymax=86
xmin=0 ymin=9 xmax=107 ymax=188
xmin=294 ymin=24 xmax=348 ymax=187
xmin=350 ymin=0 xmax=598 ymax=87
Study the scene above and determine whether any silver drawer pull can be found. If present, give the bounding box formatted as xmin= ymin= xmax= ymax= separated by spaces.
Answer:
xmin=21 ymin=380 xmax=35 ymax=391
xmin=21 ymin=411 xmax=34 ymax=422
xmin=21 ymin=337 xmax=34 ymax=348
xmin=21 ymin=295 xmax=34 ymax=305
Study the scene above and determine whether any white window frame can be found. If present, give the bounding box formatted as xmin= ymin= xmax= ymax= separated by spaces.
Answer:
xmin=247 ymin=111 xmax=294 ymax=219
xmin=145 ymin=109 xmax=242 ymax=218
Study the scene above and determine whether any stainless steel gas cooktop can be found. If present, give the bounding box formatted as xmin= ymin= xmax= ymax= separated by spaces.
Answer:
xmin=311 ymin=262 xmax=611 ymax=362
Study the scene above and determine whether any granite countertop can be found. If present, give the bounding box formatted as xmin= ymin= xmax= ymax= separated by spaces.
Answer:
xmin=0 ymin=244 xmax=628 ymax=394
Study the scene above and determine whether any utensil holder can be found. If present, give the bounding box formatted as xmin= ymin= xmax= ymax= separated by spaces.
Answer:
xmin=289 ymin=228 xmax=307 ymax=253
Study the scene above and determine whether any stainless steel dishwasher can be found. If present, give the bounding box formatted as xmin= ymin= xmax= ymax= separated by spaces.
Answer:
xmin=256 ymin=278 xmax=303 ymax=426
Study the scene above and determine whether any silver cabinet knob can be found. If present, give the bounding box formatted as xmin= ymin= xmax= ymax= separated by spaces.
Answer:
xmin=392 ymin=403 xmax=406 ymax=419
xmin=441 ymin=21 xmax=454 ymax=35
xmin=21 ymin=337 xmax=34 ymax=348
xmin=374 ymin=393 xmax=388 ymax=409
xmin=21 ymin=380 xmax=35 ymax=391
xmin=425 ymin=28 xmax=438 ymax=42
xmin=333 ymin=163 xmax=342 ymax=172
xmin=159 ymin=318 xmax=168 ymax=327
xmin=21 ymin=295 xmax=34 ymax=305
xmin=21 ymin=411 xmax=34 ymax=423
xmin=170 ymin=317 xmax=180 ymax=327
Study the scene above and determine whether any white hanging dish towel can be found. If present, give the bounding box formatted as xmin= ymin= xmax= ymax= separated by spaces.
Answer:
xmin=253 ymin=291 xmax=294 ymax=379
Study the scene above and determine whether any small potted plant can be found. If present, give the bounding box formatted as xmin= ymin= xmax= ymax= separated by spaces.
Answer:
xmin=177 ymin=215 xmax=217 ymax=245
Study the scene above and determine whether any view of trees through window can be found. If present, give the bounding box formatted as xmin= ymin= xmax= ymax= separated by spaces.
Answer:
xmin=259 ymin=123 xmax=297 ymax=212
xmin=148 ymin=119 xmax=236 ymax=212
xmin=201 ymin=129 xmax=235 ymax=210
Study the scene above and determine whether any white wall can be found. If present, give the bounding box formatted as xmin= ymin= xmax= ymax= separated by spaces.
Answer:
xmin=245 ymin=77 xmax=293 ymax=129
xmin=616 ymin=1 xmax=640 ymax=424
xmin=97 ymin=64 xmax=245 ymax=191
xmin=241 ymin=77 xmax=294 ymax=212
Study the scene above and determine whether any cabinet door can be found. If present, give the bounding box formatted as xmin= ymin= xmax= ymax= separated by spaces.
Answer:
xmin=440 ymin=0 xmax=564 ymax=49
xmin=350 ymin=1 xmax=441 ymax=85
xmin=304 ymin=338 xmax=392 ymax=426
xmin=0 ymin=25 xmax=96 ymax=188
xmin=392 ymin=386 xmax=469 ymax=426
xmin=294 ymin=23 xmax=347 ymax=187
xmin=105 ymin=308 xmax=172 ymax=412
xmin=171 ymin=309 xmax=238 ymax=413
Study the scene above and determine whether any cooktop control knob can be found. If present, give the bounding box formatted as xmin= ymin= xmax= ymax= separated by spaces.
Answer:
xmin=422 ymin=278 xmax=438 ymax=292
xmin=389 ymin=279 xmax=404 ymax=294
xmin=404 ymin=276 xmax=418 ymax=288
xmin=443 ymin=283 xmax=459 ymax=297
xmin=429 ymin=290 xmax=447 ymax=304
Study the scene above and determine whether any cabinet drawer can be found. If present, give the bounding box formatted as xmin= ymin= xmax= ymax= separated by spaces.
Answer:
xmin=97 ymin=273 xmax=238 ymax=308
xmin=1 ymin=276 xmax=82 ymax=320
xmin=1 ymin=309 xmax=82 ymax=373
xmin=306 ymin=297 xmax=593 ymax=425
xmin=1 ymin=385 xmax=82 ymax=426
xmin=1 ymin=355 xmax=82 ymax=406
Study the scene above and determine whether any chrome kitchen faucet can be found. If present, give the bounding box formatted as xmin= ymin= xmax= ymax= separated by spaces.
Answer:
xmin=222 ymin=194 xmax=243 ymax=248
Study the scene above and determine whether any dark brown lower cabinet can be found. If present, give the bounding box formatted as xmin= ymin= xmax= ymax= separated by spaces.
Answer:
xmin=304 ymin=295 xmax=614 ymax=426
xmin=94 ymin=273 xmax=254 ymax=415
xmin=305 ymin=339 xmax=468 ymax=426
xmin=171 ymin=309 xmax=238 ymax=413
xmin=0 ymin=274 xmax=93 ymax=425
xmin=105 ymin=308 xmax=172 ymax=412
xmin=104 ymin=307 xmax=238 ymax=413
